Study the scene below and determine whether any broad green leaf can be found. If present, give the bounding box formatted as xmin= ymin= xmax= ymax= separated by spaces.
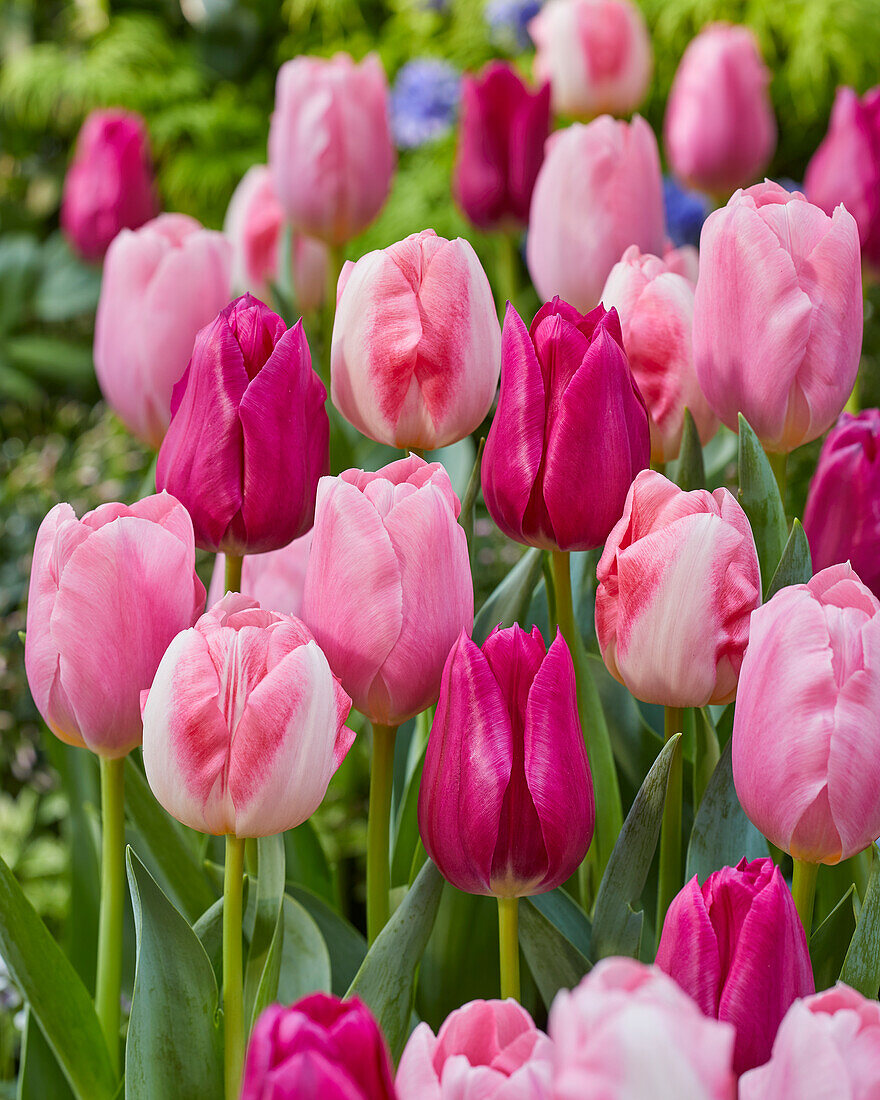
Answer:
xmin=766 ymin=519 xmax=812 ymax=599
xmin=4 ymin=335 xmax=94 ymax=386
xmin=284 ymin=820 xmax=334 ymax=906
xmin=33 ymin=234 xmax=101 ymax=321
xmin=391 ymin=747 xmax=426 ymax=888
xmin=737 ymin=414 xmax=788 ymax=588
xmin=17 ymin=1009 xmax=74 ymax=1100
xmin=287 ymin=886 xmax=366 ymax=997
xmin=840 ymin=855 xmax=880 ymax=997
xmin=193 ymin=896 xmax=225 ymax=980
xmin=674 ymin=408 xmax=706 ymax=491
xmin=244 ymin=835 xmax=286 ymax=1027
xmin=529 ymin=888 xmax=592 ymax=959
xmin=811 ymin=885 xmax=857 ymax=991
xmin=276 ymin=895 xmax=332 ymax=1003
xmin=520 ymin=898 xmax=590 ymax=1009
xmin=473 ymin=547 xmax=544 ymax=646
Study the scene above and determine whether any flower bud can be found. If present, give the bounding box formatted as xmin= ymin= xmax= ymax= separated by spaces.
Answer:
xmin=209 ymin=531 xmax=313 ymax=618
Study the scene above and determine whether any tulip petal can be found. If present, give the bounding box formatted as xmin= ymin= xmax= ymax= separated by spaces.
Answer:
xmin=395 ymin=1022 xmax=442 ymax=1100
xmin=655 ymin=876 xmax=721 ymax=1018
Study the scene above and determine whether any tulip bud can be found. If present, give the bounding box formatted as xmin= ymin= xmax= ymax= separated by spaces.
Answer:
xmin=526 ymin=116 xmax=666 ymax=312
xmin=656 ymin=858 xmax=815 ymax=1075
xmin=453 ymin=62 xmax=550 ymax=231
xmin=241 ymin=994 xmax=395 ymax=1100
xmin=94 ymin=213 xmax=232 ymax=448
xmin=596 ymin=470 xmax=761 ymax=707
xmin=418 ymin=625 xmax=594 ymax=898
xmin=601 ymin=245 xmax=717 ymax=463
xmin=302 ymin=455 xmax=473 ymax=727
xmin=482 ymin=298 xmax=649 ymax=552
xmin=209 ymin=531 xmax=313 ymax=618
xmin=156 ymin=293 xmax=329 ymax=555
xmin=142 ymin=594 xmax=352 ymax=837
xmin=331 ymin=229 xmax=501 ymax=451
xmin=732 ymin=563 xmax=880 ymax=864
xmin=25 ymin=493 xmax=204 ymax=758
xmin=268 ymin=53 xmax=395 ymax=246
xmin=693 ymin=181 xmax=862 ymax=453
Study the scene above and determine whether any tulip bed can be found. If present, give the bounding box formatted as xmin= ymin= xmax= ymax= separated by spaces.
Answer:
xmin=4 ymin=1 xmax=880 ymax=1099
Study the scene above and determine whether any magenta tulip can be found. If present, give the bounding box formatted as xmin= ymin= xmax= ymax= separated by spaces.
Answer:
xmin=209 ymin=531 xmax=313 ymax=618
xmin=25 ymin=493 xmax=204 ymax=758
xmin=656 ymin=857 xmax=815 ymax=1075
xmin=94 ymin=213 xmax=232 ymax=448
xmin=526 ymin=115 xmax=666 ymax=312
xmin=301 ymin=455 xmax=473 ymax=727
xmin=482 ymin=298 xmax=649 ymax=551
xmin=156 ymin=294 xmax=328 ymax=555
xmin=693 ymin=181 xmax=862 ymax=452
xmin=732 ymin=563 xmax=880 ymax=864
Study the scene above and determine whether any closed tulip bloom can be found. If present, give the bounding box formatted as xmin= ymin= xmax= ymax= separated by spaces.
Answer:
xmin=526 ymin=116 xmax=666 ymax=311
xmin=302 ymin=455 xmax=473 ymax=726
xmin=482 ymin=299 xmax=649 ymax=551
xmin=419 ymin=624 xmax=594 ymax=898
xmin=550 ymin=958 xmax=736 ymax=1099
xmin=94 ymin=213 xmax=232 ymax=447
xmin=529 ymin=0 xmax=651 ymax=118
xmin=241 ymin=994 xmax=395 ymax=1100
xmin=25 ymin=493 xmax=204 ymax=758
xmin=331 ymin=229 xmax=501 ymax=450
xmin=732 ymin=563 xmax=880 ymax=864
xmin=209 ymin=531 xmax=313 ymax=618
xmin=268 ymin=53 xmax=395 ymax=246
xmin=156 ymin=294 xmax=329 ymax=555
xmin=601 ymin=245 xmax=717 ymax=463
xmin=397 ymin=999 xmax=553 ymax=1099
xmin=656 ymin=857 xmax=815 ymax=1075
xmin=142 ymin=593 xmax=352 ymax=837
xmin=596 ymin=471 xmax=761 ymax=707
xmin=693 ymin=181 xmax=862 ymax=453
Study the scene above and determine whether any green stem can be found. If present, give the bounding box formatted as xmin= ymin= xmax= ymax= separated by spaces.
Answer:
xmin=766 ymin=450 xmax=788 ymax=509
xmin=497 ymin=896 xmax=520 ymax=1001
xmin=495 ymin=231 xmax=520 ymax=318
xmin=791 ymin=858 xmax=819 ymax=937
xmin=95 ymin=755 xmax=125 ymax=1074
xmin=223 ymin=835 xmax=245 ymax=1100
xmin=367 ymin=722 xmax=398 ymax=943
xmin=656 ymin=706 xmax=684 ymax=942
xmin=225 ymin=554 xmax=243 ymax=594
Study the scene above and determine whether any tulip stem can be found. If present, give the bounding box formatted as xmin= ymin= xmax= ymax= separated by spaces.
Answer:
xmin=223 ymin=834 xmax=245 ymax=1100
xmin=791 ymin=858 xmax=818 ymax=937
xmin=323 ymin=244 xmax=345 ymax=380
xmin=767 ymin=450 xmax=788 ymax=509
xmin=95 ymin=755 xmax=125 ymax=1075
xmin=495 ymin=231 xmax=519 ymax=317
xmin=367 ymin=722 xmax=398 ymax=943
xmin=225 ymin=553 xmax=243 ymax=594
xmin=497 ymin=896 xmax=521 ymax=1002
xmin=656 ymin=706 xmax=684 ymax=943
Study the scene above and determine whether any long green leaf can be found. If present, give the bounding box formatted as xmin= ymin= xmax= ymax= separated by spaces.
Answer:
xmin=674 ymin=408 xmax=706 ymax=491
xmin=519 ymin=898 xmax=590 ymax=1009
xmin=391 ymin=748 xmax=426 ymax=887
xmin=17 ymin=1009 xmax=74 ymax=1100
xmin=766 ymin=519 xmax=812 ymax=599
xmin=276 ymin=895 xmax=332 ymax=1003
xmin=244 ymin=835 xmax=286 ymax=1026
xmin=528 ymin=888 xmax=592 ymax=959
xmin=811 ymin=885 xmax=857 ymax=991
xmin=287 ymin=886 xmax=366 ymax=997
xmin=284 ymin=821 xmax=334 ymax=906
xmin=840 ymin=854 xmax=880 ymax=997
xmin=473 ymin=547 xmax=544 ymax=646
xmin=737 ymin=414 xmax=788 ymax=589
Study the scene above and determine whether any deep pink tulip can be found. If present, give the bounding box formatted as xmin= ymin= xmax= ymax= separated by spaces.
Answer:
xmin=396 ymin=998 xmax=553 ymax=1099
xmin=732 ymin=563 xmax=880 ymax=864
xmin=94 ymin=213 xmax=232 ymax=448
xmin=156 ymin=294 xmax=328 ymax=555
xmin=805 ymin=86 xmax=880 ymax=268
xmin=418 ymin=624 xmax=594 ymax=898
xmin=209 ymin=531 xmax=312 ymax=618
xmin=656 ymin=858 xmax=815 ymax=1075
xmin=601 ymin=244 xmax=717 ymax=463
xmin=550 ymin=958 xmax=737 ymax=1099
xmin=25 ymin=493 xmax=204 ymax=758
xmin=301 ymin=455 xmax=473 ymax=727
xmin=664 ymin=24 xmax=776 ymax=195
xmin=241 ymin=994 xmax=395 ymax=1100
xmin=142 ymin=594 xmax=352 ymax=837
xmin=740 ymin=985 xmax=880 ymax=1100
xmin=596 ymin=470 xmax=760 ymax=707
xmin=61 ymin=108 xmax=159 ymax=263
xmin=482 ymin=298 xmax=649 ymax=551
xmin=331 ymin=229 xmax=501 ymax=451
xmin=803 ymin=411 xmax=880 ymax=598
xmin=526 ymin=116 xmax=666 ymax=311
xmin=529 ymin=0 xmax=651 ymax=118
xmin=268 ymin=53 xmax=395 ymax=246
xmin=453 ymin=61 xmax=550 ymax=231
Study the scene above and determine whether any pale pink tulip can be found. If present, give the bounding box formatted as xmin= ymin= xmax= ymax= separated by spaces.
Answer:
xmin=209 ymin=531 xmax=312 ymax=617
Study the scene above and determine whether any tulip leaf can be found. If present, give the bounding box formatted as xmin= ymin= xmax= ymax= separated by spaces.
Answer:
xmin=766 ymin=519 xmax=812 ymax=599
xmin=529 ymin=888 xmax=592 ymax=959
xmin=693 ymin=707 xmax=721 ymax=810
xmin=520 ymin=898 xmax=591 ymax=1009
xmin=674 ymin=408 xmax=706 ymax=491
xmin=840 ymin=855 xmax=880 ymax=997
xmin=737 ymin=414 xmax=788 ymax=589
xmin=587 ymin=653 xmax=663 ymax=797
xmin=458 ymin=436 xmax=485 ymax=564
xmin=391 ymin=747 xmax=426 ymax=888
xmin=125 ymin=849 xmax=223 ymax=1100
xmin=276 ymin=895 xmax=332 ymax=1003
xmin=288 ymin=885 xmax=367 ymax=996
xmin=347 ymin=858 xmax=444 ymax=1059
xmin=193 ymin=896 xmax=225 ymax=979
xmin=244 ymin=834 xmax=286 ymax=1028
xmin=590 ymin=734 xmax=682 ymax=961
xmin=17 ymin=1008 xmax=75 ymax=1100
xmin=811 ymin=885 xmax=857 ymax=991
xmin=473 ymin=546 xmax=544 ymax=646
xmin=284 ymin=819 xmax=335 ymax=906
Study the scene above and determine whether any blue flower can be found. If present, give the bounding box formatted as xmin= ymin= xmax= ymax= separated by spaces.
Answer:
xmin=390 ymin=59 xmax=462 ymax=150
xmin=663 ymin=176 xmax=711 ymax=249
xmin=485 ymin=0 xmax=542 ymax=53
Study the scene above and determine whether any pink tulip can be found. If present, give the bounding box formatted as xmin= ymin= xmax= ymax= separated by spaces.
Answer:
xmin=94 ymin=213 xmax=232 ymax=448
xmin=419 ymin=625 xmax=594 ymax=898
xmin=663 ymin=242 xmax=700 ymax=283
xmin=601 ymin=244 xmax=717 ymax=462
xmin=481 ymin=298 xmax=649 ymax=551
xmin=732 ymin=563 xmax=880 ymax=864
xmin=268 ymin=53 xmax=395 ymax=246
xmin=526 ymin=116 xmax=666 ymax=312
xmin=397 ymin=998 xmax=553 ymax=1099
xmin=331 ymin=229 xmax=501 ymax=451
xmin=550 ymin=958 xmax=737 ymax=1099
xmin=740 ymin=985 xmax=880 ymax=1100
xmin=656 ymin=857 xmax=814 ymax=1075
xmin=529 ymin=0 xmax=652 ymax=119
xmin=301 ymin=455 xmax=473 ymax=727
xmin=664 ymin=24 xmax=776 ymax=195
xmin=142 ymin=593 xmax=351 ymax=836
xmin=209 ymin=531 xmax=312 ymax=618
xmin=595 ymin=470 xmax=760 ymax=707
xmin=25 ymin=493 xmax=204 ymax=758
xmin=693 ymin=181 xmax=862 ymax=453
xmin=241 ymin=994 xmax=395 ymax=1100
